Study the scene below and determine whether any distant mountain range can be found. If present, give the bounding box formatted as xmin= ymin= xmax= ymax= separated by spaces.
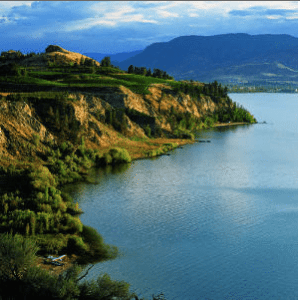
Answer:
xmin=116 ymin=33 xmax=298 ymax=87
xmin=84 ymin=50 xmax=143 ymax=65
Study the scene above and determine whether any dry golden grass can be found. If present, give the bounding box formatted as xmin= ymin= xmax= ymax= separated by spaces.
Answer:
xmin=46 ymin=50 xmax=100 ymax=66
xmin=114 ymin=137 xmax=194 ymax=159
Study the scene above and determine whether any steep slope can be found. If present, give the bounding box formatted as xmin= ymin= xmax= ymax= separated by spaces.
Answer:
xmin=0 ymin=83 xmax=231 ymax=160
xmin=0 ymin=44 xmax=256 ymax=162
xmin=118 ymin=33 xmax=298 ymax=85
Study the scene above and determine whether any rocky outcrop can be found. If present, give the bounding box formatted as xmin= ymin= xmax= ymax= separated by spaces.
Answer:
xmin=0 ymin=82 xmax=229 ymax=159
xmin=45 ymin=45 xmax=69 ymax=54
xmin=0 ymin=100 xmax=54 ymax=158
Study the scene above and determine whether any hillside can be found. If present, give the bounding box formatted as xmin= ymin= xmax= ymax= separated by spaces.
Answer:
xmin=118 ymin=33 xmax=298 ymax=88
xmin=0 ymin=45 xmax=255 ymax=265
xmin=0 ymin=45 xmax=257 ymax=160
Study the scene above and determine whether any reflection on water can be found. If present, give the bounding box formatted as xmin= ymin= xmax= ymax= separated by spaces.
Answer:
xmin=66 ymin=94 xmax=297 ymax=300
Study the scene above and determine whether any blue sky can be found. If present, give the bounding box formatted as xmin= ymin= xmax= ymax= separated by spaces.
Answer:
xmin=0 ymin=1 xmax=298 ymax=54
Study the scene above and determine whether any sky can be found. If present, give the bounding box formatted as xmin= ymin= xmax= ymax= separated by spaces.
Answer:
xmin=0 ymin=1 xmax=298 ymax=54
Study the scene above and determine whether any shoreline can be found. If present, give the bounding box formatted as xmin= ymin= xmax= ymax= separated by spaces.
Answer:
xmin=213 ymin=122 xmax=250 ymax=127
xmin=36 ymin=121 xmax=253 ymax=274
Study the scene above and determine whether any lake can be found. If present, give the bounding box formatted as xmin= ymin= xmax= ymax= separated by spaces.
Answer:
xmin=65 ymin=93 xmax=298 ymax=299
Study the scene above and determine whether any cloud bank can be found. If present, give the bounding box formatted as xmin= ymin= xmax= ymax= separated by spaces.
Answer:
xmin=0 ymin=1 xmax=297 ymax=53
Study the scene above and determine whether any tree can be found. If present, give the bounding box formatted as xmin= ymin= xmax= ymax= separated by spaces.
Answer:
xmin=79 ymin=273 xmax=133 ymax=300
xmin=101 ymin=56 xmax=111 ymax=67
xmin=146 ymin=68 xmax=152 ymax=77
xmin=128 ymin=65 xmax=134 ymax=74
xmin=0 ymin=234 xmax=132 ymax=300
xmin=0 ymin=234 xmax=39 ymax=282
xmin=140 ymin=67 xmax=147 ymax=76
xmin=84 ymin=58 xmax=95 ymax=67
xmin=153 ymin=68 xmax=163 ymax=78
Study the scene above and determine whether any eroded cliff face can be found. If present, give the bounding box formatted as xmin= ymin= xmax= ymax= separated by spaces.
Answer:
xmin=0 ymin=100 xmax=54 ymax=159
xmin=0 ymin=83 xmax=229 ymax=160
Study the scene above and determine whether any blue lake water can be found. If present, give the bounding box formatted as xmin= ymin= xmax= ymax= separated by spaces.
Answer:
xmin=65 ymin=93 xmax=298 ymax=299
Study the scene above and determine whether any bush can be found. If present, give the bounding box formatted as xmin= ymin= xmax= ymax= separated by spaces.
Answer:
xmin=0 ymin=234 xmax=133 ymax=300
xmin=67 ymin=236 xmax=88 ymax=255
xmin=80 ymin=225 xmax=118 ymax=262
xmin=79 ymin=273 xmax=133 ymax=300
xmin=109 ymin=148 xmax=131 ymax=164
xmin=0 ymin=233 xmax=39 ymax=281
xmin=145 ymin=124 xmax=152 ymax=137
xmin=32 ymin=134 xmax=40 ymax=147
xmin=28 ymin=165 xmax=56 ymax=191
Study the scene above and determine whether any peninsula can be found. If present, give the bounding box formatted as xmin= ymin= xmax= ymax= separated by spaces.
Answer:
xmin=0 ymin=45 xmax=256 ymax=299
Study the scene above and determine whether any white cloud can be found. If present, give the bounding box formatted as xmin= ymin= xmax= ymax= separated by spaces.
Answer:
xmin=158 ymin=11 xmax=179 ymax=18
xmin=286 ymin=15 xmax=298 ymax=20
xmin=0 ymin=1 xmax=33 ymax=10
xmin=0 ymin=1 xmax=297 ymax=53
xmin=64 ymin=18 xmax=117 ymax=32
xmin=189 ymin=1 xmax=298 ymax=14
xmin=63 ymin=10 xmax=158 ymax=32
xmin=266 ymin=15 xmax=282 ymax=20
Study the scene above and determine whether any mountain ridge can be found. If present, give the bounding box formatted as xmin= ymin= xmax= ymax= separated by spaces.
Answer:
xmin=118 ymin=33 xmax=298 ymax=86
xmin=83 ymin=50 xmax=143 ymax=64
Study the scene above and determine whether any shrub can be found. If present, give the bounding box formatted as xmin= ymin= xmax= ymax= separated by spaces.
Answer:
xmin=79 ymin=273 xmax=133 ymax=300
xmin=65 ymin=215 xmax=83 ymax=233
xmin=145 ymin=124 xmax=152 ymax=137
xmin=80 ymin=225 xmax=118 ymax=262
xmin=0 ymin=233 xmax=39 ymax=281
xmin=67 ymin=236 xmax=88 ymax=255
xmin=98 ymin=153 xmax=112 ymax=166
xmin=28 ymin=165 xmax=56 ymax=191
xmin=32 ymin=134 xmax=40 ymax=147
xmin=109 ymin=148 xmax=131 ymax=164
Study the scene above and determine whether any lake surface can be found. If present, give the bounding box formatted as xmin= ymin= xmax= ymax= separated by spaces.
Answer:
xmin=65 ymin=93 xmax=298 ymax=299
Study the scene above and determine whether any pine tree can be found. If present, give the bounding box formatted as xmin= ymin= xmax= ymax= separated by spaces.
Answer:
xmin=128 ymin=65 xmax=134 ymax=74
xmin=146 ymin=68 xmax=152 ymax=76
xmin=101 ymin=56 xmax=111 ymax=67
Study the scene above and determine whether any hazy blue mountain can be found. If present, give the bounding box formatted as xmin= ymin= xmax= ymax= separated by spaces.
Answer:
xmin=84 ymin=50 xmax=143 ymax=64
xmin=118 ymin=34 xmax=298 ymax=86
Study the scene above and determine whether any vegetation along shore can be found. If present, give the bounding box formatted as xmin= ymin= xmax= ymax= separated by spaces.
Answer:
xmin=0 ymin=45 xmax=256 ymax=299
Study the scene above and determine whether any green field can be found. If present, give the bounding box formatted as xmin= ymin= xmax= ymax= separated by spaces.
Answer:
xmin=0 ymin=65 xmax=180 ymax=95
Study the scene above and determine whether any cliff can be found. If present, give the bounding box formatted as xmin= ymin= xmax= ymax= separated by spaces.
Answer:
xmin=0 ymin=83 xmax=230 ymax=162
xmin=0 ymin=45 xmax=256 ymax=164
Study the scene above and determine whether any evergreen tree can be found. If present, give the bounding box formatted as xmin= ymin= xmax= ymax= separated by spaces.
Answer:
xmin=128 ymin=65 xmax=134 ymax=74
xmin=153 ymin=68 xmax=163 ymax=78
xmin=101 ymin=56 xmax=111 ymax=67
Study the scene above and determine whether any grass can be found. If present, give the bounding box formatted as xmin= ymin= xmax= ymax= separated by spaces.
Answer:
xmin=0 ymin=75 xmax=65 ymax=86
xmin=143 ymin=142 xmax=178 ymax=157
xmin=0 ymin=66 xmax=177 ymax=95
xmin=114 ymin=137 xmax=192 ymax=160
